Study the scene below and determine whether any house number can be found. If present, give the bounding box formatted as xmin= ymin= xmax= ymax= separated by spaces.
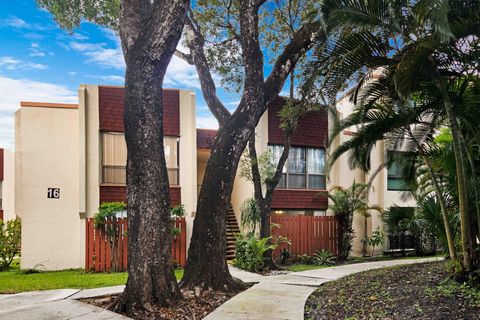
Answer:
xmin=47 ymin=188 xmax=60 ymax=199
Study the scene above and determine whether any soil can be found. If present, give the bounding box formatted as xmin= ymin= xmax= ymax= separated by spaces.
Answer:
xmin=81 ymin=286 xmax=249 ymax=320
xmin=304 ymin=261 xmax=480 ymax=320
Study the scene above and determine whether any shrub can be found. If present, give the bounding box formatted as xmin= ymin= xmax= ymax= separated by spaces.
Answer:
xmin=297 ymin=254 xmax=317 ymax=265
xmin=170 ymin=204 xmax=186 ymax=236
xmin=234 ymin=235 xmax=277 ymax=273
xmin=314 ymin=249 xmax=336 ymax=266
xmin=94 ymin=202 xmax=126 ymax=226
xmin=365 ymin=227 xmax=385 ymax=257
xmin=0 ymin=218 xmax=21 ymax=270
xmin=240 ymin=197 xmax=261 ymax=235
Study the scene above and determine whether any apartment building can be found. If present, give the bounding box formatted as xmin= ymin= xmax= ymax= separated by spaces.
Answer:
xmin=15 ymin=85 xmax=413 ymax=269
xmin=0 ymin=148 xmax=15 ymax=221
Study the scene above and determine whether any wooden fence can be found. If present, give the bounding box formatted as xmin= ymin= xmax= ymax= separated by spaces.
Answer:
xmin=85 ymin=217 xmax=187 ymax=272
xmin=271 ymin=215 xmax=338 ymax=257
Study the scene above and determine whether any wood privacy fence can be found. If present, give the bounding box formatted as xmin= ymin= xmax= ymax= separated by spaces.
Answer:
xmin=271 ymin=215 xmax=339 ymax=257
xmin=85 ymin=217 xmax=187 ymax=272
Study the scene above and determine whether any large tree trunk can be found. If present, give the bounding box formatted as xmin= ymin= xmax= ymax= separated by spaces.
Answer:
xmin=180 ymin=0 xmax=322 ymax=291
xmin=181 ymin=121 xmax=255 ymax=290
xmin=248 ymin=132 xmax=291 ymax=268
xmin=113 ymin=0 xmax=189 ymax=314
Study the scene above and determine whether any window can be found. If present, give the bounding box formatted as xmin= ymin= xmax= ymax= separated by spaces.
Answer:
xmin=101 ymin=132 xmax=179 ymax=185
xmin=387 ymin=151 xmax=409 ymax=191
xmin=269 ymin=145 xmax=326 ymax=190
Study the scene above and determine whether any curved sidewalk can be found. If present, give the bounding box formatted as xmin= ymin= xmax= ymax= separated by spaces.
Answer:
xmin=0 ymin=257 xmax=441 ymax=320
xmin=206 ymin=257 xmax=442 ymax=320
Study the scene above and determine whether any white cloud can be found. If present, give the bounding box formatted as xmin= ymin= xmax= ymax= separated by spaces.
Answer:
xmin=0 ymin=56 xmax=48 ymax=70
xmin=69 ymin=37 xmax=201 ymax=89
xmin=163 ymin=55 xmax=200 ymax=89
xmin=29 ymin=51 xmax=46 ymax=57
xmin=4 ymin=17 xmax=29 ymax=28
xmin=196 ymin=116 xmax=219 ymax=129
xmin=0 ymin=76 xmax=77 ymax=149
xmin=29 ymin=43 xmax=46 ymax=57
xmin=69 ymin=41 xmax=125 ymax=69
xmin=67 ymin=71 xmax=77 ymax=76
xmin=2 ymin=16 xmax=46 ymax=31
xmin=94 ymin=75 xmax=125 ymax=83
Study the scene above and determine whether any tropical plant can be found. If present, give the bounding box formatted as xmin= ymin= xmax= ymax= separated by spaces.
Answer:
xmin=314 ymin=249 xmax=336 ymax=266
xmin=297 ymin=254 xmax=317 ymax=265
xmin=366 ymin=227 xmax=385 ymax=258
xmin=170 ymin=205 xmax=186 ymax=237
xmin=233 ymin=235 xmax=277 ymax=273
xmin=94 ymin=202 xmax=126 ymax=227
xmin=240 ymin=197 xmax=261 ymax=235
xmin=326 ymin=183 xmax=381 ymax=260
xmin=306 ymin=0 xmax=480 ymax=278
xmin=0 ymin=218 xmax=21 ymax=270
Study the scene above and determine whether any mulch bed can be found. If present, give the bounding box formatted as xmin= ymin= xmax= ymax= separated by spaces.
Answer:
xmin=81 ymin=286 xmax=249 ymax=320
xmin=304 ymin=261 xmax=480 ymax=320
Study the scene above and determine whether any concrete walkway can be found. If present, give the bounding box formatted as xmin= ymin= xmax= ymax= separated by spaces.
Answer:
xmin=0 ymin=287 xmax=128 ymax=320
xmin=206 ymin=257 xmax=442 ymax=320
xmin=0 ymin=257 xmax=441 ymax=320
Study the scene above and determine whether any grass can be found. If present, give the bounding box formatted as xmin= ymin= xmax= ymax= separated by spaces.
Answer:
xmin=286 ymin=253 xmax=444 ymax=273
xmin=0 ymin=261 xmax=184 ymax=294
xmin=286 ymin=264 xmax=331 ymax=272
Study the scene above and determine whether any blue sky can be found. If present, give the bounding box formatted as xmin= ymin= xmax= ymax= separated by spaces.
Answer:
xmin=0 ymin=0 xmax=252 ymax=150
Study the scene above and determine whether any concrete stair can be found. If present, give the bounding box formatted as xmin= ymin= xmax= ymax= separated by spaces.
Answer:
xmin=226 ymin=205 xmax=240 ymax=260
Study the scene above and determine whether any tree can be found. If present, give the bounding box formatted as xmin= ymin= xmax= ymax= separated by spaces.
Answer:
xmin=177 ymin=1 xmax=325 ymax=291
xmin=38 ymin=0 xmax=190 ymax=314
xmin=306 ymin=0 xmax=480 ymax=277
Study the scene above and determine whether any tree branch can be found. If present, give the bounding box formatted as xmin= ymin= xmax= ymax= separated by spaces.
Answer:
xmin=185 ymin=14 xmax=231 ymax=125
xmin=264 ymin=20 xmax=324 ymax=103
xmin=238 ymin=0 xmax=264 ymax=91
xmin=248 ymin=134 xmax=264 ymax=204
xmin=265 ymin=133 xmax=291 ymax=202
xmin=175 ymin=49 xmax=193 ymax=64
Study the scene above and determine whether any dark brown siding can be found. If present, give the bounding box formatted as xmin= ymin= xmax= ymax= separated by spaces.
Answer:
xmin=270 ymin=189 xmax=328 ymax=210
xmin=268 ymin=97 xmax=328 ymax=148
xmin=100 ymin=186 xmax=181 ymax=207
xmin=196 ymin=129 xmax=217 ymax=150
xmin=0 ymin=148 xmax=3 ymax=181
xmin=98 ymin=86 xmax=180 ymax=136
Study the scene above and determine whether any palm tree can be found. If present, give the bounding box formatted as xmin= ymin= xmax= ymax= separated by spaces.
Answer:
xmin=307 ymin=0 xmax=480 ymax=277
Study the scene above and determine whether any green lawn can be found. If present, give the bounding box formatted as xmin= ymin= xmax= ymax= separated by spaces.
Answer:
xmin=286 ymin=264 xmax=331 ymax=272
xmin=0 ymin=261 xmax=183 ymax=294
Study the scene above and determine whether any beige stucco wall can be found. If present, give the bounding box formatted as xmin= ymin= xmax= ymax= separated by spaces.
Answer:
xmin=230 ymin=112 xmax=269 ymax=232
xmin=2 ymin=149 xmax=15 ymax=221
xmin=179 ymin=90 xmax=197 ymax=250
xmin=332 ymin=95 xmax=418 ymax=256
xmin=80 ymin=85 xmax=101 ymax=219
xmin=15 ymin=105 xmax=82 ymax=270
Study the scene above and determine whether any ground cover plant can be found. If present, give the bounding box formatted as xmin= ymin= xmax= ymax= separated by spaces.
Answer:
xmin=0 ymin=261 xmax=183 ymax=294
xmin=304 ymin=261 xmax=480 ymax=320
